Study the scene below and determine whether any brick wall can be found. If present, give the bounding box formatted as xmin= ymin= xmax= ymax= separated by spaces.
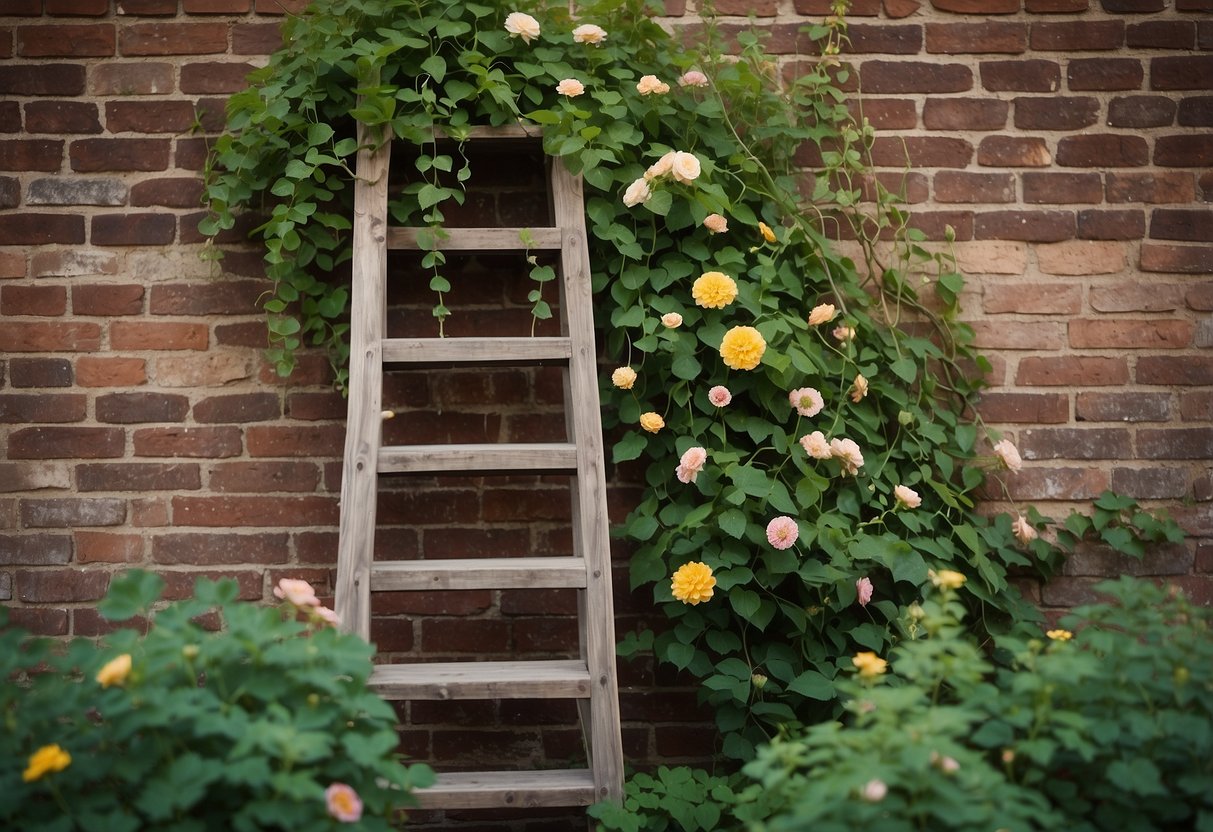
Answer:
xmin=0 ymin=0 xmax=1210 ymax=827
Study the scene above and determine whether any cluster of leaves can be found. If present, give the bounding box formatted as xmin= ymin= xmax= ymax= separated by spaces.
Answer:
xmin=593 ymin=577 xmax=1213 ymax=832
xmin=1 ymin=571 xmax=432 ymax=832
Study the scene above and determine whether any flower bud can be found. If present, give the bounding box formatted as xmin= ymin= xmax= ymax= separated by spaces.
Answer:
xmin=182 ymin=644 xmax=199 ymax=659
xmin=898 ymin=409 xmax=914 ymax=426
xmin=751 ymin=673 xmax=768 ymax=690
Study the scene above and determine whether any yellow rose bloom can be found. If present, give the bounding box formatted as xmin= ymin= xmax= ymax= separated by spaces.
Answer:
xmin=852 ymin=651 xmax=888 ymax=678
xmin=23 ymin=744 xmax=71 ymax=783
xmin=1046 ymin=629 xmax=1073 ymax=641
xmin=690 ymin=271 xmax=738 ymax=309
xmin=639 ymin=411 xmax=664 ymax=433
xmin=611 ymin=366 xmax=637 ymax=390
xmin=96 ymin=653 xmax=132 ymax=689
xmin=719 ymin=326 xmax=766 ymax=371
xmin=671 ymin=561 xmax=716 ymax=605
xmin=928 ymin=569 xmax=966 ymax=590
xmin=758 ymin=221 xmax=777 ymax=243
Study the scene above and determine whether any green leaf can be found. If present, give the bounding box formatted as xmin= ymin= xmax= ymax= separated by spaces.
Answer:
xmin=718 ymin=509 xmax=747 ymax=539
xmin=420 ymin=54 xmax=447 ymax=83
xmin=666 ymin=641 xmax=694 ymax=670
xmin=889 ymin=357 xmax=916 ymax=383
xmin=729 ymin=587 xmax=761 ymax=620
xmin=787 ymin=669 xmax=834 ymax=700
xmin=613 ymin=432 xmax=646 ymax=463
xmin=99 ymin=569 xmax=165 ymax=621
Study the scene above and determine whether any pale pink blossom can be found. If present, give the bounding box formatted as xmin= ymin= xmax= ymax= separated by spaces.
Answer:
xmin=861 ymin=779 xmax=887 ymax=802
xmin=273 ymin=578 xmax=319 ymax=607
xmin=993 ymin=439 xmax=1022 ymax=472
xmin=636 ymin=74 xmax=670 ymax=95
xmin=556 ymin=78 xmax=585 ymax=97
xmin=788 ymin=387 xmax=824 ymax=418
xmin=893 ymin=484 xmax=921 ymax=509
xmin=766 ymin=516 xmax=799 ymax=550
xmin=661 ymin=312 xmax=683 ymax=328
xmin=856 ymin=576 xmax=873 ymax=607
xmin=504 ymin=11 xmax=540 ymax=43
xmin=670 ymin=151 xmax=701 ymax=184
xmin=675 ymin=446 xmax=708 ymax=484
xmin=833 ymin=325 xmax=856 ymax=342
xmin=679 ymin=70 xmax=709 ymax=87
xmin=708 ymin=385 xmax=732 ymax=407
xmin=829 ymin=437 xmax=864 ymax=476
xmin=702 ymin=213 xmax=728 ymax=234
xmin=808 ymin=303 xmax=836 ymax=326
xmin=313 ymin=606 xmax=340 ymax=626
xmin=571 ymin=23 xmax=607 ymax=44
xmin=325 ymin=783 xmax=363 ymax=823
xmin=1012 ymin=514 xmax=1037 ymax=545
xmin=645 ymin=151 xmax=676 ymax=180
xmin=850 ymin=373 xmax=868 ymax=403
xmin=800 ymin=430 xmax=832 ymax=459
xmin=940 ymin=756 xmax=960 ymax=774
xmin=622 ymin=177 xmax=651 ymax=207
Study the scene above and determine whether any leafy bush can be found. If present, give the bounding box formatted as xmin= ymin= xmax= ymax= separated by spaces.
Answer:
xmin=2 ymin=571 xmax=432 ymax=832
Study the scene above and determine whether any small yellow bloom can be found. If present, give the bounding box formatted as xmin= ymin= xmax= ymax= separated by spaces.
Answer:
xmin=96 ymin=653 xmax=132 ymax=689
xmin=1046 ymin=629 xmax=1073 ymax=641
xmin=639 ymin=412 xmax=664 ymax=433
xmin=670 ymin=561 xmax=716 ymax=605
xmin=928 ymin=569 xmax=966 ymax=590
xmin=691 ymin=271 xmax=738 ymax=309
xmin=852 ymin=652 xmax=888 ymax=678
xmin=23 ymin=744 xmax=71 ymax=783
xmin=719 ymin=326 xmax=766 ymax=371
xmin=808 ymin=303 xmax=836 ymax=326
xmin=611 ymin=366 xmax=637 ymax=390
xmin=850 ymin=373 xmax=868 ymax=403
xmin=758 ymin=221 xmax=777 ymax=243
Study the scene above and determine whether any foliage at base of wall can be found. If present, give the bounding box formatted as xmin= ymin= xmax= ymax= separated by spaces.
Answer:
xmin=2 ymin=571 xmax=432 ymax=832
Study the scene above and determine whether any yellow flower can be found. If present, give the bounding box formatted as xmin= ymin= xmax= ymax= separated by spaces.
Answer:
xmin=96 ymin=653 xmax=132 ymax=688
xmin=758 ymin=221 xmax=777 ymax=243
xmin=671 ymin=561 xmax=716 ymax=605
xmin=719 ymin=325 xmax=766 ymax=371
xmin=639 ymin=412 xmax=664 ymax=433
xmin=611 ymin=366 xmax=637 ymax=390
xmin=852 ymin=652 xmax=888 ymax=678
xmin=23 ymin=744 xmax=71 ymax=783
xmin=808 ymin=303 xmax=836 ymax=326
xmin=928 ymin=569 xmax=966 ymax=590
xmin=691 ymin=271 xmax=738 ymax=309
xmin=1046 ymin=629 xmax=1073 ymax=641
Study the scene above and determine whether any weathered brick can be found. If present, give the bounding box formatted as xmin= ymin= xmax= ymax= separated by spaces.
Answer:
xmin=149 ymin=280 xmax=267 ymax=315
xmin=1151 ymin=209 xmax=1213 ymax=243
xmin=1031 ymin=21 xmax=1124 ymax=51
xmin=845 ymin=24 xmax=922 ymax=54
xmin=869 ymin=136 xmax=973 ymax=168
xmin=232 ymin=22 xmax=282 ymax=55
xmin=983 ymin=281 xmax=1081 ymax=314
xmin=1112 ymin=469 xmax=1190 ymax=501
xmin=1127 ymin=20 xmax=1196 ymax=49
xmin=977 ymin=135 xmax=1051 ymax=167
xmin=975 ymin=210 xmax=1074 ymax=242
xmin=922 ymin=98 xmax=1008 ymax=131
xmin=1016 ymin=356 xmax=1129 ymax=386
xmin=1138 ymin=356 xmax=1213 ymax=386
xmin=859 ymin=61 xmax=973 ymax=93
xmin=1021 ymin=427 xmax=1131 ymax=460
xmin=30 ymin=249 xmax=118 ymax=278
xmin=158 ymin=569 xmax=262 ymax=601
xmin=0 ymin=534 xmax=72 ymax=566
xmin=1022 ymin=172 xmax=1103 ymax=205
xmin=1066 ymin=58 xmax=1143 ymax=91
xmin=90 ymin=62 xmax=175 ymax=96
xmin=9 ymin=358 xmax=72 ymax=388
xmin=933 ymin=171 xmax=1014 ymax=203
xmin=175 ymin=137 xmax=211 ymax=170
xmin=1 ymin=285 xmax=68 ymax=316
xmin=976 ymin=392 xmax=1069 ymax=423
xmin=1026 ymin=0 xmax=1088 ymax=10
xmin=70 ymin=138 xmax=170 ymax=172
xmin=0 ymin=139 xmax=63 ymax=171
xmin=0 ymin=64 xmax=85 ymax=96
xmin=133 ymin=426 xmax=243 ymax=458
xmin=980 ymin=59 xmax=1060 ymax=92
xmin=0 ymin=321 xmax=99 ymax=352
xmin=185 ymin=0 xmax=253 ymax=11
xmin=110 ymin=321 xmax=208 ymax=351
xmin=21 ymin=497 xmax=125 ymax=527
xmin=179 ymin=60 xmax=256 ymax=94
xmin=953 ymin=241 xmax=1028 ymax=275
xmin=119 ymin=22 xmax=229 ymax=56
xmin=130 ymin=177 xmax=204 ymax=208
xmin=1107 ymin=93 xmax=1176 ymax=128
xmin=0 ymin=214 xmax=84 ymax=245
xmin=210 ymin=461 xmax=320 ymax=493
xmin=153 ymin=532 xmax=289 ymax=564
xmin=193 ymin=392 xmax=281 ymax=423
xmin=1036 ymin=240 xmax=1126 ymax=275
xmin=24 ymin=101 xmax=102 ymax=134
xmin=925 ymin=22 xmax=1026 ymax=54
xmin=420 ymin=618 xmax=510 ymax=654
xmin=1106 ymin=171 xmax=1194 ymax=203
xmin=72 ymin=283 xmax=145 ymax=316
xmin=27 ymin=178 xmax=126 ymax=208
xmin=0 ymin=393 xmax=85 ymax=423
xmin=5 ymin=607 xmax=69 ymax=635
xmin=929 ymin=0 xmax=1019 ymax=11
xmin=1070 ymin=319 xmax=1192 ymax=349
xmin=75 ymin=357 xmax=147 ymax=387
xmin=245 ymin=424 xmax=346 ymax=457
xmin=1182 ymin=391 xmax=1213 ymax=421
xmin=1090 ymin=282 xmax=1185 ymax=312
xmin=96 ymin=392 xmax=190 ymax=424
xmin=847 ymin=98 xmax=917 ymax=130
xmin=91 ymin=213 xmax=176 ymax=246
xmin=285 ymin=391 xmax=345 ymax=421
xmin=171 ymin=495 xmax=338 ymax=527
xmin=17 ymin=568 xmax=109 ymax=602
xmin=77 ymin=462 xmax=200 ymax=492
xmin=117 ymin=0 xmax=179 ymax=12
xmin=0 ymin=176 xmax=17 ymax=207
xmin=1151 ymin=56 xmax=1213 ymax=91
xmin=105 ymin=100 xmax=196 ymax=133
xmin=1076 ymin=392 xmax=1170 ymax=422
xmin=1154 ymin=135 xmax=1213 ymax=168
xmin=1077 ymin=209 xmax=1145 ymax=240
xmin=1137 ymin=428 xmax=1213 ymax=460
xmin=1190 ymin=283 xmax=1213 ymax=310
xmin=1056 ymin=134 xmax=1148 ymax=167
xmin=1179 ymin=98 xmax=1213 ymax=128
xmin=18 ymin=24 xmax=114 ymax=57
xmin=1004 ymin=467 xmax=1109 ymax=501
xmin=969 ymin=320 xmax=1065 ymax=351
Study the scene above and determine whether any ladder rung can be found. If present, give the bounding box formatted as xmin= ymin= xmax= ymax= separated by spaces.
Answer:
xmin=383 ymin=336 xmax=572 ymax=365
xmin=387 ymin=227 xmax=562 ymax=252
xmin=414 ymin=769 xmax=596 ymax=810
xmin=378 ymin=443 xmax=577 ymax=474
xmin=372 ymin=557 xmax=587 ymax=591
xmin=370 ymin=660 xmax=590 ymax=700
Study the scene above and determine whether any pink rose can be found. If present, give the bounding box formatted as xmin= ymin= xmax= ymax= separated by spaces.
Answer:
xmin=670 ymin=151 xmax=701 ymax=184
xmin=675 ymin=446 xmax=708 ymax=484
xmin=765 ymin=516 xmax=799 ymax=550
xmin=273 ymin=578 xmax=319 ymax=607
xmin=788 ymin=387 xmax=824 ymax=418
xmin=702 ymin=213 xmax=728 ymax=234
xmin=325 ymin=783 xmax=363 ymax=823
xmin=679 ymin=70 xmax=709 ymax=87
xmin=893 ymin=484 xmax=921 ymax=509
xmin=1012 ymin=514 xmax=1037 ymax=545
xmin=661 ymin=312 xmax=683 ymax=328
xmin=708 ymin=385 xmax=732 ymax=407
xmin=993 ymin=439 xmax=1022 ymax=472
xmin=800 ymin=430 xmax=832 ymax=459
xmin=856 ymin=576 xmax=873 ymax=607
xmin=622 ymin=177 xmax=651 ymax=208
xmin=808 ymin=303 xmax=836 ymax=326
xmin=636 ymin=74 xmax=670 ymax=95
xmin=861 ymin=779 xmax=887 ymax=802
xmin=556 ymin=78 xmax=585 ymax=97
xmin=645 ymin=151 xmax=676 ymax=180
xmin=829 ymin=437 xmax=864 ymax=476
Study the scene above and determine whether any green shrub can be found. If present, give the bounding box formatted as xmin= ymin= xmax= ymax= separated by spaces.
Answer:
xmin=2 ymin=570 xmax=432 ymax=832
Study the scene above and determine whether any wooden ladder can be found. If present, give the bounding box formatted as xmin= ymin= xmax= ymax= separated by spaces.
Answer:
xmin=334 ymin=122 xmax=624 ymax=811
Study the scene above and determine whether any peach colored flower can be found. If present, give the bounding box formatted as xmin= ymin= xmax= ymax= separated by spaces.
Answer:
xmin=671 ymin=561 xmax=715 ymax=605
xmin=853 ymin=652 xmax=888 ymax=678
xmin=766 ymin=516 xmax=799 ymax=550
xmin=504 ymin=11 xmax=540 ymax=43
xmin=702 ymin=213 xmax=728 ymax=234
xmin=720 ymin=326 xmax=766 ymax=371
xmin=679 ymin=70 xmax=709 ymax=87
xmin=829 ymin=437 xmax=864 ymax=475
xmin=96 ymin=653 xmax=132 ymax=689
xmin=1013 ymin=514 xmax=1037 ymax=545
xmin=622 ymin=177 xmax=651 ymax=207
xmin=611 ymin=366 xmax=637 ymax=389
xmin=313 ymin=605 xmax=340 ymax=626
xmin=708 ymin=385 xmax=732 ymax=407
xmin=645 ymin=150 xmax=676 ymax=180
xmin=325 ymin=783 xmax=363 ymax=823
xmin=661 ymin=312 xmax=683 ymax=328
xmin=850 ymin=373 xmax=868 ymax=403
xmin=893 ymin=484 xmax=921 ymax=509
xmin=691 ymin=271 xmax=737 ymax=309
xmin=758 ymin=221 xmax=776 ymax=243
xmin=274 ymin=578 xmax=319 ymax=607
xmin=571 ymin=23 xmax=607 ymax=44
xmin=856 ymin=576 xmax=873 ymax=607
xmin=788 ymin=387 xmax=824 ymax=418
xmin=935 ymin=754 xmax=960 ymax=774
xmin=929 ymin=569 xmax=966 ymax=590
xmin=636 ymin=74 xmax=670 ymax=95
xmin=23 ymin=744 xmax=71 ymax=783
xmin=833 ymin=325 xmax=856 ymax=342
xmin=861 ymin=778 xmax=888 ymax=802
xmin=639 ymin=411 xmax=664 ymax=433
xmin=808 ymin=303 xmax=836 ymax=326
xmin=993 ymin=439 xmax=1022 ymax=472
xmin=800 ymin=430 xmax=832 ymax=459
xmin=671 ymin=151 xmax=701 ymax=184
xmin=675 ymin=446 xmax=708 ymax=484
xmin=556 ymin=78 xmax=585 ymax=97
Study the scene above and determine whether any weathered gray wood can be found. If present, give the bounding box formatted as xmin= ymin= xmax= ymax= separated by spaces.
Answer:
xmin=370 ymin=660 xmax=591 ymax=700
xmin=387 ymin=226 xmax=562 ymax=252
xmin=383 ymin=336 xmax=572 ymax=365
xmin=371 ymin=557 xmax=587 ymax=590
xmin=414 ymin=769 xmax=596 ymax=810
xmin=378 ymin=443 xmax=577 ymax=473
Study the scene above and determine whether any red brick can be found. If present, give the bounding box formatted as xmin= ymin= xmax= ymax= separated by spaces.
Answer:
xmin=118 ymin=0 xmax=178 ymax=12
xmin=0 ymin=250 xmax=23 ymax=278
xmin=977 ymin=135 xmax=1051 ymax=167
xmin=975 ymin=210 xmax=1074 ymax=242
xmin=1106 ymin=171 xmax=1195 ymax=204
xmin=285 ymin=391 xmax=345 ymax=421
xmin=1 ymin=285 xmax=67 ymax=316
xmin=232 ymin=22 xmax=282 ymax=54
xmin=846 ymin=24 xmax=922 ymax=54
xmin=1101 ymin=0 xmax=1164 ymax=9
xmin=245 ymin=424 xmax=346 ymax=457
xmin=1016 ymin=356 xmax=1129 ymax=386
xmin=869 ymin=136 xmax=972 ymax=168
xmin=0 ymin=139 xmax=63 ymax=171
xmin=1138 ymin=428 xmax=1213 ymax=460
xmin=1151 ymin=209 xmax=1213 ymax=243
xmin=377 ymin=589 xmax=494 ymax=617
xmin=1090 ymin=282 xmax=1185 ymax=312
xmin=72 ymin=283 xmax=144 ymax=316
xmin=24 ymin=101 xmax=102 ymax=134
xmin=980 ymin=60 xmax=1060 ymax=92
xmin=859 ymin=61 xmax=972 ymax=93
xmin=215 ymin=322 xmax=270 ymax=349
xmin=9 ymin=358 xmax=72 ymax=388
xmin=970 ymin=320 xmax=1066 ymax=350
xmin=848 ymin=98 xmax=918 ymax=130
xmin=1031 ymin=21 xmax=1124 ymax=51
xmin=210 ymin=461 xmax=319 ymax=493
xmin=1076 ymin=391 xmax=1170 ymax=422
xmin=1066 ymin=58 xmax=1143 ymax=92
xmin=0 ymin=534 xmax=72 ymax=566
xmin=149 ymin=280 xmax=267 ymax=315
xmin=294 ymin=531 xmax=338 ymax=564
xmin=185 ymin=0 xmax=253 ymax=11
xmin=75 ymin=531 xmax=143 ymax=563
xmin=153 ymin=532 xmax=289 ymax=564
xmin=1022 ymin=172 xmax=1103 ymax=204
xmin=119 ymin=23 xmax=229 ymax=56
xmin=0 ymin=393 xmax=85 ymax=423
xmin=1127 ymin=20 xmax=1195 ymax=49
xmin=1077 ymin=209 xmax=1144 ymax=240
xmin=179 ymin=60 xmax=257 ymax=94
xmin=21 ymin=497 xmax=125 ymax=527
xmin=929 ymin=0 xmax=1019 ymax=10
xmin=1005 ymin=467 xmax=1110 ymax=501
xmin=1137 ymin=356 xmax=1213 ymax=386
xmin=133 ymin=426 xmax=242 ymax=458
xmin=18 ymin=24 xmax=114 ymax=57
xmin=30 ymin=249 xmax=118 ymax=278
xmin=96 ymin=392 xmax=190 ymax=424
xmin=77 ymin=462 xmax=200 ymax=492
xmin=1026 ymin=0 xmax=1088 ymax=10
xmin=1151 ymin=56 xmax=1213 ymax=92
xmin=75 ymin=357 xmax=147 ymax=387
xmin=193 ymin=392 xmax=281 ymax=424
xmin=1182 ymin=391 xmax=1213 ymax=421
xmin=158 ymin=569 xmax=261 ymax=601
xmin=926 ymin=22 xmax=1026 ymax=54
xmin=0 ymin=214 xmax=86 ymax=246
xmin=111 ymin=321 xmax=208 ymax=351
xmin=420 ymin=618 xmax=510 ymax=654
xmin=130 ymin=177 xmax=205 ymax=208
xmin=1020 ymin=427 xmax=1131 ymax=460
xmin=1179 ymin=98 xmax=1213 ymax=128
xmin=983 ymin=281 xmax=1082 ymax=313
xmin=105 ymin=100 xmax=196 ymax=133
xmin=171 ymin=495 xmax=338 ymax=527
xmin=91 ymin=213 xmax=176 ymax=246
xmin=0 ymin=321 xmax=99 ymax=352
xmin=131 ymin=497 xmax=169 ymax=527
xmin=0 ymin=0 xmax=44 ymax=12
xmin=0 ymin=175 xmax=15 ymax=207
xmin=934 ymin=171 xmax=1015 ymax=203
xmin=18 ymin=569 xmax=110 ymax=603
xmin=1070 ymin=319 xmax=1192 ymax=349
xmin=922 ymin=98 xmax=1008 ymax=130
xmin=5 ymin=607 xmax=69 ymax=635
xmin=0 ymin=64 xmax=85 ymax=96
xmin=70 ymin=138 xmax=170 ymax=172
xmin=794 ymin=0 xmax=880 ymax=10
xmin=1188 ymin=284 xmax=1213 ymax=310
xmin=977 ymin=392 xmax=1069 ymax=423
xmin=1058 ymin=134 xmax=1148 ymax=168
xmin=1038 ymin=240 xmax=1126 ymax=275
xmin=1154 ymin=135 xmax=1213 ymax=168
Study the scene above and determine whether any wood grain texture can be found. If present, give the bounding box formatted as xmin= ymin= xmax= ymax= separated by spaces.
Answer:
xmin=413 ymin=769 xmax=596 ymax=810
xmin=370 ymin=659 xmax=591 ymax=700
xmin=371 ymin=556 xmax=588 ymax=590
xmin=382 ymin=336 xmax=572 ymax=365
xmin=378 ymin=443 xmax=577 ymax=473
